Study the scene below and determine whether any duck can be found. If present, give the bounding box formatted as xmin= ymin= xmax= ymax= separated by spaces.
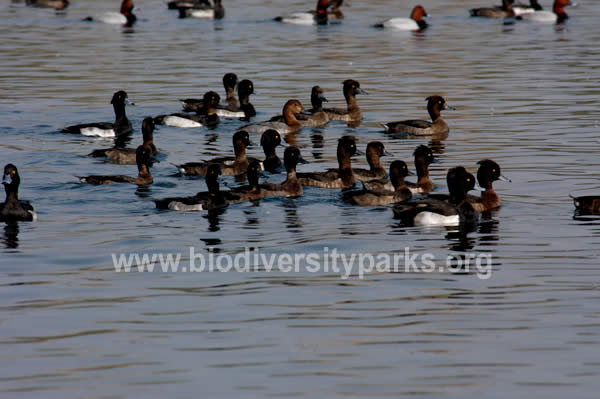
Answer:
xmin=393 ymin=166 xmax=479 ymax=226
xmin=167 ymin=0 xmax=210 ymax=10
xmin=155 ymin=165 xmax=229 ymax=211
xmin=84 ymin=0 xmax=137 ymax=27
xmin=353 ymin=141 xmax=392 ymax=182
xmin=373 ymin=5 xmax=428 ymax=30
xmin=519 ymin=0 xmax=571 ymax=23
xmin=342 ymin=161 xmax=412 ymax=206
xmin=297 ymin=136 xmax=362 ymax=189
xmin=155 ymin=91 xmax=220 ymax=128
xmin=62 ymin=90 xmax=133 ymax=138
xmin=381 ymin=95 xmax=454 ymax=136
xmin=79 ymin=145 xmax=153 ymax=185
xmin=240 ymin=100 xmax=304 ymax=135
xmin=180 ymin=73 xmax=238 ymax=113
xmin=274 ymin=0 xmax=333 ymax=25
xmin=270 ymin=86 xmax=329 ymax=127
xmin=25 ymin=0 xmax=69 ymax=10
xmin=177 ymin=0 xmax=225 ymax=19
xmin=323 ymin=80 xmax=367 ymax=122
xmin=470 ymin=0 xmax=514 ymax=18
xmin=227 ymin=160 xmax=267 ymax=203
xmin=1 ymin=164 xmax=36 ymax=222
xmin=365 ymin=145 xmax=435 ymax=194
xmin=512 ymin=0 xmax=543 ymax=15
xmin=260 ymin=146 xmax=307 ymax=198
xmin=214 ymin=79 xmax=256 ymax=119
xmin=260 ymin=129 xmax=284 ymax=173
xmin=572 ymin=195 xmax=600 ymax=215
xmin=429 ymin=159 xmax=510 ymax=212
xmin=470 ymin=160 xmax=510 ymax=211
xmin=308 ymin=0 xmax=344 ymax=19
xmin=89 ymin=117 xmax=158 ymax=164
xmin=175 ymin=130 xmax=257 ymax=176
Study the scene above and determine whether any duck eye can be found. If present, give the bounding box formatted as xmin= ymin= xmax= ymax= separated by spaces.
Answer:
xmin=466 ymin=178 xmax=471 ymax=182
xmin=12 ymin=170 xmax=16 ymax=174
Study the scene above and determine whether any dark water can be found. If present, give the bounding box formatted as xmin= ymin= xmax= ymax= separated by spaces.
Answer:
xmin=2 ymin=0 xmax=600 ymax=397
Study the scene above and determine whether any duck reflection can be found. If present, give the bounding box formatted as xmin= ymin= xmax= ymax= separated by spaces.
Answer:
xmin=281 ymin=200 xmax=302 ymax=232
xmin=3 ymin=222 xmax=19 ymax=249
xmin=204 ymin=208 xmax=225 ymax=232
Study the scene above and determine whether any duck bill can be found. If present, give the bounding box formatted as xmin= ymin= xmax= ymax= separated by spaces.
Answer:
xmin=499 ymin=174 xmax=511 ymax=182
xmin=357 ymin=88 xmax=368 ymax=95
xmin=383 ymin=150 xmax=393 ymax=157
xmin=406 ymin=170 xmax=415 ymax=176
xmin=125 ymin=98 xmax=135 ymax=106
xmin=297 ymin=157 xmax=308 ymax=164
xmin=320 ymin=96 xmax=329 ymax=102
xmin=443 ymin=103 xmax=455 ymax=111
xmin=353 ymin=149 xmax=365 ymax=156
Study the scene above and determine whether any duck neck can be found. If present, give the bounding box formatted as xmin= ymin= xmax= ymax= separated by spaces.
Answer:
xmin=427 ymin=103 xmax=441 ymax=123
xmin=554 ymin=4 xmax=568 ymax=21
xmin=225 ymin=86 xmax=236 ymax=105
xmin=207 ymin=178 xmax=220 ymax=194
xmin=137 ymin=164 xmax=151 ymax=180
xmin=234 ymin=141 xmax=247 ymax=161
xmin=367 ymin=153 xmax=382 ymax=172
xmin=4 ymin=184 xmax=18 ymax=203
xmin=263 ymin=145 xmax=277 ymax=158
xmin=344 ymin=91 xmax=358 ymax=112
xmin=283 ymin=108 xmax=300 ymax=126
xmin=315 ymin=0 xmax=329 ymax=25
xmin=391 ymin=174 xmax=406 ymax=192
xmin=530 ymin=0 xmax=542 ymax=11
xmin=311 ymin=94 xmax=324 ymax=112
xmin=113 ymin=101 xmax=127 ymax=122
xmin=415 ymin=158 xmax=429 ymax=182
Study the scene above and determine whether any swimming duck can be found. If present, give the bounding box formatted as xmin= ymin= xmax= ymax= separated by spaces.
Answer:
xmin=260 ymin=129 xmax=284 ymax=173
xmin=393 ymin=166 xmax=479 ymax=226
xmin=365 ymin=145 xmax=435 ymax=194
xmin=275 ymin=0 xmax=333 ymax=25
xmin=353 ymin=141 xmax=392 ymax=182
xmin=79 ymin=145 xmax=153 ymax=185
xmin=1 ymin=164 xmax=36 ymax=222
xmin=572 ymin=195 xmax=600 ymax=215
xmin=270 ymin=86 xmax=329 ymax=127
xmin=512 ymin=0 xmax=543 ymax=15
xmin=519 ymin=0 xmax=571 ymax=23
xmin=240 ymin=100 xmax=304 ymax=135
xmin=155 ymin=91 xmax=220 ymax=128
xmin=177 ymin=0 xmax=224 ymax=19
xmin=343 ymin=160 xmax=413 ymax=206
xmin=167 ymin=0 xmax=210 ymax=10
xmin=85 ymin=0 xmax=137 ymax=27
xmin=215 ymin=79 xmax=256 ymax=119
xmin=181 ymin=73 xmax=238 ymax=113
xmin=62 ymin=90 xmax=133 ymax=138
xmin=297 ymin=136 xmax=362 ymax=189
xmin=155 ymin=165 xmax=229 ymax=211
xmin=89 ymin=118 xmax=157 ymax=164
xmin=323 ymin=80 xmax=367 ymax=122
xmin=260 ymin=146 xmax=307 ymax=198
xmin=175 ymin=130 xmax=257 ymax=176
xmin=25 ymin=0 xmax=69 ymax=10
xmin=374 ymin=5 xmax=428 ymax=30
xmin=227 ymin=160 xmax=267 ymax=203
xmin=429 ymin=159 xmax=510 ymax=212
xmin=381 ymin=95 xmax=454 ymax=136
xmin=470 ymin=0 xmax=515 ymax=18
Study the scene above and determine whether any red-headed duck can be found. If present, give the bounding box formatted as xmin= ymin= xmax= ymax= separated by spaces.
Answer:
xmin=519 ymin=0 xmax=572 ymax=23
xmin=381 ymin=95 xmax=454 ymax=136
xmin=85 ymin=0 xmax=137 ymax=27
xmin=374 ymin=5 xmax=428 ymax=30
xmin=274 ymin=0 xmax=333 ymax=25
xmin=270 ymin=86 xmax=329 ymax=127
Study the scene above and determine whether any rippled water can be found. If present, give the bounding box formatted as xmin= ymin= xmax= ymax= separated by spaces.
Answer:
xmin=2 ymin=0 xmax=600 ymax=397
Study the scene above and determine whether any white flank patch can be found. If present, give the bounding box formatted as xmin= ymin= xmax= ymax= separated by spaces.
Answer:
xmin=520 ymin=11 xmax=557 ymax=23
xmin=29 ymin=210 xmax=37 ymax=221
xmin=282 ymin=13 xmax=315 ymax=25
xmin=414 ymin=212 xmax=459 ymax=226
xmin=382 ymin=18 xmax=419 ymax=30
xmin=163 ymin=116 xmax=203 ymax=128
xmin=168 ymin=201 xmax=204 ymax=211
xmin=96 ymin=12 xmax=127 ymax=25
xmin=80 ymin=127 xmax=116 ymax=137
xmin=216 ymin=109 xmax=245 ymax=118
xmin=189 ymin=9 xmax=214 ymax=18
